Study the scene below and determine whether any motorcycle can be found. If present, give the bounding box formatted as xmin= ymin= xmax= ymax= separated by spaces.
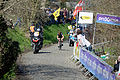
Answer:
xmin=32 ymin=29 xmax=43 ymax=54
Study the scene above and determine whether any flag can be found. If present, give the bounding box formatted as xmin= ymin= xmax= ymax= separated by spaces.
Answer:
xmin=53 ymin=8 xmax=61 ymax=21
xmin=73 ymin=0 xmax=84 ymax=17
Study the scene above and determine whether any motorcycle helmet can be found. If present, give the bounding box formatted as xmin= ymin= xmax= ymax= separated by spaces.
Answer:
xmin=36 ymin=28 xmax=41 ymax=32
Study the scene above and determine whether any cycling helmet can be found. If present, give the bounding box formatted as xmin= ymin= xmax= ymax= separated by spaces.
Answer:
xmin=72 ymin=26 xmax=75 ymax=29
xmin=70 ymin=30 xmax=73 ymax=33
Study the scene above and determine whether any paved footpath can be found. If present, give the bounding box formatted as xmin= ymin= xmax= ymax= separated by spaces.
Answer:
xmin=16 ymin=41 xmax=89 ymax=80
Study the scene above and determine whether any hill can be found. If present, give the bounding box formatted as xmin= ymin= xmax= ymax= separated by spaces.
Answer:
xmin=86 ymin=0 xmax=120 ymax=65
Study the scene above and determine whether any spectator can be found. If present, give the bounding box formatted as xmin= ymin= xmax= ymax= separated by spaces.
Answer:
xmin=77 ymin=28 xmax=92 ymax=51
xmin=63 ymin=8 xmax=67 ymax=22
xmin=69 ymin=9 xmax=73 ymax=18
xmin=29 ymin=22 xmax=35 ymax=46
xmin=60 ymin=9 xmax=65 ymax=24
xmin=9 ymin=19 xmax=14 ymax=29
xmin=113 ymin=56 xmax=120 ymax=72
xmin=14 ymin=17 xmax=21 ymax=27
xmin=77 ymin=29 xmax=84 ymax=47
xmin=112 ymin=56 xmax=120 ymax=79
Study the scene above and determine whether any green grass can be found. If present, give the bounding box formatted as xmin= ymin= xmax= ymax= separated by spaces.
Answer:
xmin=1 ymin=27 xmax=30 ymax=79
xmin=43 ymin=23 xmax=69 ymax=46
xmin=6 ymin=23 xmax=70 ymax=51
xmin=7 ymin=27 xmax=31 ymax=52
xmin=1 ymin=23 xmax=69 ymax=80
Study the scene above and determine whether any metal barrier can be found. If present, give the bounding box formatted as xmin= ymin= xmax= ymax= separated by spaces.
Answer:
xmin=72 ymin=42 xmax=116 ymax=80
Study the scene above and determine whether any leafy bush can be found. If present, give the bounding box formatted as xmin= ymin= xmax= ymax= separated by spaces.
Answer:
xmin=7 ymin=27 xmax=31 ymax=52
xmin=0 ymin=15 xmax=21 ymax=79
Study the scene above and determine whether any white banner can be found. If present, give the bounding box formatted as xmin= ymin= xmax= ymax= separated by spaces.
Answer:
xmin=78 ymin=12 xmax=93 ymax=24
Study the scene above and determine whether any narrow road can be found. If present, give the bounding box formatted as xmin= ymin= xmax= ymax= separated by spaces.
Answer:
xmin=16 ymin=41 xmax=88 ymax=80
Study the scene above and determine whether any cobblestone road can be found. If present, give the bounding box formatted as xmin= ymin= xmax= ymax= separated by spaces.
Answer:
xmin=16 ymin=41 xmax=89 ymax=80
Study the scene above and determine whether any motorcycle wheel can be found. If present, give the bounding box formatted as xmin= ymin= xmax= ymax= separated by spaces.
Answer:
xmin=33 ymin=44 xmax=39 ymax=54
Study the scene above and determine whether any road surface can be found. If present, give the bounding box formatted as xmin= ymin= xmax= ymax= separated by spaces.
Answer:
xmin=16 ymin=41 xmax=88 ymax=80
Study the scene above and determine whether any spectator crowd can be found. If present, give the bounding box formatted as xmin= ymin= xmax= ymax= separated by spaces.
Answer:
xmin=44 ymin=7 xmax=75 ymax=25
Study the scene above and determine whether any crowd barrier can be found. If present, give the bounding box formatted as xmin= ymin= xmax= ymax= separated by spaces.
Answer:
xmin=73 ymin=42 xmax=116 ymax=80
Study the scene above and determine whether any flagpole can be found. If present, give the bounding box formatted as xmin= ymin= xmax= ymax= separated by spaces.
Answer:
xmin=76 ymin=10 xmax=78 ymax=28
xmin=84 ymin=0 xmax=87 ymax=32
xmin=92 ymin=14 xmax=97 ymax=47
xmin=92 ymin=22 xmax=96 ymax=47
xmin=82 ymin=0 xmax=84 ymax=32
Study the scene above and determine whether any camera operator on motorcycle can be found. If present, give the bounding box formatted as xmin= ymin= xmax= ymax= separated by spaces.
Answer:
xmin=57 ymin=31 xmax=64 ymax=47
xmin=29 ymin=22 xmax=35 ymax=46
xmin=29 ymin=22 xmax=43 ymax=50
xmin=34 ymin=23 xmax=43 ymax=48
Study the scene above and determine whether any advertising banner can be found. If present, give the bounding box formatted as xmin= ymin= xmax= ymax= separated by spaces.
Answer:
xmin=78 ymin=12 xmax=93 ymax=24
xmin=96 ymin=13 xmax=120 ymax=26
xmin=79 ymin=48 xmax=116 ymax=80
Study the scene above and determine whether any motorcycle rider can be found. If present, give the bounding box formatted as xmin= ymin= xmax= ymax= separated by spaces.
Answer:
xmin=57 ymin=31 xmax=64 ymax=47
xmin=29 ymin=22 xmax=35 ymax=46
xmin=34 ymin=23 xmax=43 ymax=48
xmin=29 ymin=22 xmax=43 ymax=47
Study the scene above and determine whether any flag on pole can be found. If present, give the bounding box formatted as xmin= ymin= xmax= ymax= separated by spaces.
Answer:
xmin=53 ymin=8 xmax=61 ymax=21
xmin=73 ymin=0 xmax=84 ymax=17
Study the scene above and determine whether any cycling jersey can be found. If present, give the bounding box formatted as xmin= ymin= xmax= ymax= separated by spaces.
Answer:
xmin=57 ymin=33 xmax=63 ymax=38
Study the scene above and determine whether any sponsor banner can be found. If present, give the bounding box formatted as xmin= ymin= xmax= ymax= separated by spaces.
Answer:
xmin=78 ymin=12 xmax=93 ymax=24
xmin=96 ymin=13 xmax=120 ymax=26
xmin=79 ymin=48 xmax=116 ymax=80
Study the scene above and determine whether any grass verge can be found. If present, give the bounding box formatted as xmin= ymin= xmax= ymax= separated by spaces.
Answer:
xmin=2 ymin=23 xmax=69 ymax=80
xmin=43 ymin=23 xmax=69 ymax=46
xmin=7 ymin=27 xmax=31 ymax=52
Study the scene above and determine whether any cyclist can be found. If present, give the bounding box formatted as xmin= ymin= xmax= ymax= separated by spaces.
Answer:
xmin=57 ymin=31 xmax=64 ymax=47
